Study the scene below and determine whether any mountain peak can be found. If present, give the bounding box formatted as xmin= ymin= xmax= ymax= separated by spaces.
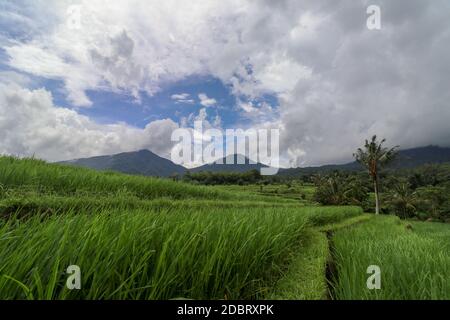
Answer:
xmin=136 ymin=149 xmax=154 ymax=155
xmin=191 ymin=154 xmax=270 ymax=173
xmin=59 ymin=149 xmax=185 ymax=177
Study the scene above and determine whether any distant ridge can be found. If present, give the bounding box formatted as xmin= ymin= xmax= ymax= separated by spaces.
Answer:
xmin=58 ymin=149 xmax=186 ymax=177
xmin=278 ymin=145 xmax=450 ymax=177
xmin=58 ymin=145 xmax=450 ymax=178
xmin=190 ymin=154 xmax=271 ymax=173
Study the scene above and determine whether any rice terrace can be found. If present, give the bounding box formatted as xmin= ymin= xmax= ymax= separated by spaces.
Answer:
xmin=0 ymin=137 xmax=449 ymax=300
xmin=0 ymin=0 xmax=449 ymax=310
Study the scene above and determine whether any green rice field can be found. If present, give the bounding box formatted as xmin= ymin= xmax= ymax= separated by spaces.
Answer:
xmin=0 ymin=156 xmax=448 ymax=300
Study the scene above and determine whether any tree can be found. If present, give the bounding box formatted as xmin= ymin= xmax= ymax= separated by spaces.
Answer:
xmin=313 ymin=172 xmax=368 ymax=206
xmin=343 ymin=176 xmax=369 ymax=206
xmin=386 ymin=180 xmax=417 ymax=219
xmin=313 ymin=172 xmax=346 ymax=205
xmin=353 ymin=135 xmax=398 ymax=214
xmin=415 ymin=185 xmax=449 ymax=220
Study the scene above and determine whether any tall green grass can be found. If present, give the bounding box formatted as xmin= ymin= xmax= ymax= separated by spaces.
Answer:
xmin=0 ymin=156 xmax=292 ymax=202
xmin=269 ymin=230 xmax=329 ymax=300
xmin=0 ymin=155 xmax=366 ymax=300
xmin=0 ymin=206 xmax=361 ymax=300
xmin=332 ymin=216 xmax=450 ymax=299
xmin=213 ymin=183 xmax=317 ymax=203
xmin=0 ymin=195 xmax=306 ymax=219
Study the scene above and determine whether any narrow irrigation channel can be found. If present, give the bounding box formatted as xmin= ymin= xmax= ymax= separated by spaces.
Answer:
xmin=319 ymin=215 xmax=374 ymax=300
xmin=325 ymin=230 xmax=338 ymax=300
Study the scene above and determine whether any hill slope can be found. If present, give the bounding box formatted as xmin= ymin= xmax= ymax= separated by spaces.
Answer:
xmin=57 ymin=145 xmax=450 ymax=177
xmin=59 ymin=149 xmax=186 ymax=177
xmin=279 ymin=145 xmax=450 ymax=177
xmin=190 ymin=154 xmax=270 ymax=173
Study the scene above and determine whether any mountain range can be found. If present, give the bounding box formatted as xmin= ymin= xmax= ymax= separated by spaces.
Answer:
xmin=58 ymin=149 xmax=186 ymax=177
xmin=278 ymin=145 xmax=450 ymax=177
xmin=58 ymin=145 xmax=450 ymax=177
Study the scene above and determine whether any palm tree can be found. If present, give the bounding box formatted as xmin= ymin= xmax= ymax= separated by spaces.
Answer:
xmin=343 ymin=177 xmax=369 ymax=206
xmin=353 ymin=136 xmax=398 ymax=214
xmin=386 ymin=181 xmax=417 ymax=219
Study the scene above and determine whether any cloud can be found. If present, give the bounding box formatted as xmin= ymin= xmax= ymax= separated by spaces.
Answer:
xmin=275 ymin=0 xmax=450 ymax=166
xmin=5 ymin=43 xmax=96 ymax=107
xmin=2 ymin=0 xmax=450 ymax=165
xmin=171 ymin=93 xmax=194 ymax=104
xmin=0 ymin=82 xmax=178 ymax=161
xmin=3 ymin=0 xmax=229 ymax=106
xmin=171 ymin=93 xmax=190 ymax=100
xmin=239 ymin=101 xmax=256 ymax=113
xmin=198 ymin=93 xmax=217 ymax=107
xmin=0 ymin=70 xmax=32 ymax=86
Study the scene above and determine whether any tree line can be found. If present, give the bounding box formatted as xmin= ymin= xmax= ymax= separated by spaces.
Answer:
xmin=181 ymin=170 xmax=262 ymax=185
xmin=314 ymin=135 xmax=449 ymax=222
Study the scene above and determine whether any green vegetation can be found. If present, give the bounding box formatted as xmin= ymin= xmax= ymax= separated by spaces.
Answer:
xmin=213 ymin=182 xmax=316 ymax=203
xmin=312 ymin=163 xmax=450 ymax=222
xmin=313 ymin=172 xmax=369 ymax=207
xmin=270 ymin=215 xmax=374 ymax=300
xmin=384 ymin=164 xmax=450 ymax=221
xmin=183 ymin=169 xmax=262 ymax=185
xmin=0 ymin=204 xmax=360 ymax=300
xmin=0 ymin=155 xmax=448 ymax=300
xmin=1 ymin=207 xmax=303 ymax=299
xmin=269 ymin=230 xmax=329 ymax=300
xmin=0 ymin=156 xmax=362 ymax=299
xmin=0 ymin=195 xmax=304 ymax=219
xmin=353 ymin=135 xmax=398 ymax=214
xmin=332 ymin=216 xmax=450 ymax=299
xmin=0 ymin=156 xmax=253 ymax=201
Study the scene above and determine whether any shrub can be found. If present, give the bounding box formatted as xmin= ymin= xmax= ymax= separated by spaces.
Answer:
xmin=313 ymin=173 xmax=368 ymax=206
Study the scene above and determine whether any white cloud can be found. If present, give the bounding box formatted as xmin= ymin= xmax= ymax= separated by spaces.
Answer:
xmin=213 ymin=114 xmax=222 ymax=128
xmin=254 ymin=56 xmax=312 ymax=94
xmin=0 ymin=82 xmax=178 ymax=161
xmin=198 ymin=93 xmax=217 ymax=107
xmin=3 ymin=0 xmax=233 ymax=106
xmin=239 ymin=101 xmax=257 ymax=113
xmin=171 ymin=93 xmax=194 ymax=104
xmin=0 ymin=70 xmax=32 ymax=86
xmin=195 ymin=108 xmax=208 ymax=122
xmin=171 ymin=93 xmax=190 ymax=100
xmin=2 ymin=0 xmax=450 ymax=165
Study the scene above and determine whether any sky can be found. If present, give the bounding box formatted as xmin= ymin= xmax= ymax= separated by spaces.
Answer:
xmin=0 ymin=0 xmax=449 ymax=168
